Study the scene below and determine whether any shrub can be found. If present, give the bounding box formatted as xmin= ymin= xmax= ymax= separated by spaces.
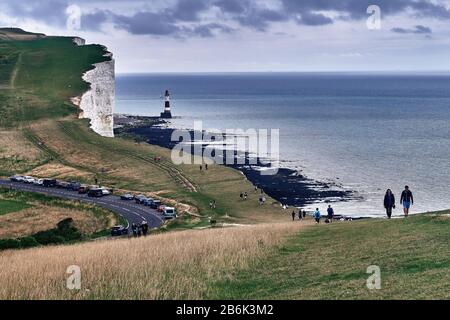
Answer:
xmin=0 ymin=238 xmax=21 ymax=250
xmin=33 ymin=230 xmax=66 ymax=245
xmin=18 ymin=236 xmax=40 ymax=249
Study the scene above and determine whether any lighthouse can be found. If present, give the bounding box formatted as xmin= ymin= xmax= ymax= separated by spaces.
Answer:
xmin=160 ymin=90 xmax=173 ymax=119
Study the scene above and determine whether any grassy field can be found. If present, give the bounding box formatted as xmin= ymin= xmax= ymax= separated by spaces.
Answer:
xmin=209 ymin=213 xmax=450 ymax=300
xmin=0 ymin=188 xmax=120 ymax=239
xmin=0 ymin=213 xmax=448 ymax=299
xmin=0 ymin=199 xmax=31 ymax=216
xmin=0 ymin=222 xmax=301 ymax=299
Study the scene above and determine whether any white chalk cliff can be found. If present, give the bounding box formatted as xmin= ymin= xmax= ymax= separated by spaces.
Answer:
xmin=72 ymin=39 xmax=115 ymax=138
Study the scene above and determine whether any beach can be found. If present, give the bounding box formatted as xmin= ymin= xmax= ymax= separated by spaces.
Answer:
xmin=114 ymin=114 xmax=356 ymax=211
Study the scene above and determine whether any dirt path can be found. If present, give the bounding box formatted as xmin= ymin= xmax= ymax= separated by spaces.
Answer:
xmin=10 ymin=52 xmax=22 ymax=89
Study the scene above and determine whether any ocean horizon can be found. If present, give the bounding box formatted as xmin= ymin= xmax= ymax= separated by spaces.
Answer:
xmin=116 ymin=72 xmax=450 ymax=217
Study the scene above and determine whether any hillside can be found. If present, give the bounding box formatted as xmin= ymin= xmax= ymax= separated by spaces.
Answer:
xmin=0 ymin=28 xmax=286 ymax=234
xmin=0 ymin=213 xmax=449 ymax=299
xmin=0 ymin=28 xmax=45 ymax=41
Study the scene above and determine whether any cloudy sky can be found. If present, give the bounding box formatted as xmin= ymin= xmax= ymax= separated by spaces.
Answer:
xmin=1 ymin=0 xmax=450 ymax=73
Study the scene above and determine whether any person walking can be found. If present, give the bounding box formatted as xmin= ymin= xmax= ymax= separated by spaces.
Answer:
xmin=141 ymin=221 xmax=149 ymax=236
xmin=400 ymin=186 xmax=414 ymax=217
xmin=327 ymin=205 xmax=334 ymax=223
xmin=313 ymin=208 xmax=321 ymax=224
xmin=384 ymin=189 xmax=396 ymax=219
xmin=131 ymin=223 xmax=138 ymax=237
xmin=298 ymin=210 xmax=303 ymax=220
xmin=291 ymin=210 xmax=296 ymax=221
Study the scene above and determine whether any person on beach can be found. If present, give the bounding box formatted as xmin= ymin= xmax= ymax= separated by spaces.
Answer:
xmin=400 ymin=186 xmax=414 ymax=217
xmin=240 ymin=192 xmax=243 ymax=200
xmin=205 ymin=164 xmax=208 ymax=170
xmin=313 ymin=208 xmax=321 ymax=224
xmin=303 ymin=210 xmax=306 ymax=219
xmin=327 ymin=205 xmax=334 ymax=222
xmin=291 ymin=210 xmax=296 ymax=221
xmin=254 ymin=186 xmax=258 ymax=193
xmin=244 ymin=192 xmax=248 ymax=200
xmin=298 ymin=210 xmax=303 ymax=220
xmin=383 ymin=189 xmax=396 ymax=219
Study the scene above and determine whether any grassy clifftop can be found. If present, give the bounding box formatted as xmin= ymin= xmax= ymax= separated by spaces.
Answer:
xmin=0 ymin=30 xmax=109 ymax=126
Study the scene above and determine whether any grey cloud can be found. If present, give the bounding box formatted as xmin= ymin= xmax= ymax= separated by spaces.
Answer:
xmin=391 ymin=25 xmax=432 ymax=34
xmin=113 ymin=11 xmax=180 ymax=36
xmin=1 ymin=0 xmax=449 ymax=37
xmin=191 ymin=23 xmax=234 ymax=37
xmin=297 ymin=12 xmax=333 ymax=26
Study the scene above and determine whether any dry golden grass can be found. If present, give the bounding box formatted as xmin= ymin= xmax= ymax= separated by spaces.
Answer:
xmin=0 ymin=205 xmax=116 ymax=238
xmin=28 ymin=163 xmax=91 ymax=180
xmin=0 ymin=222 xmax=301 ymax=300
xmin=0 ymin=130 xmax=41 ymax=160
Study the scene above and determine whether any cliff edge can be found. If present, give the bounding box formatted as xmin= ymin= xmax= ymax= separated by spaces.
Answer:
xmin=72 ymin=41 xmax=115 ymax=138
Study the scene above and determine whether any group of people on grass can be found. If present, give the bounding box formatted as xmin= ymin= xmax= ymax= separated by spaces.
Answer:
xmin=384 ymin=185 xmax=414 ymax=218
xmin=294 ymin=185 xmax=414 ymax=223
xmin=131 ymin=221 xmax=149 ymax=237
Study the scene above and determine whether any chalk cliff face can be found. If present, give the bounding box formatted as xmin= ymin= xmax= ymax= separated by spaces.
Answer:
xmin=72 ymin=38 xmax=115 ymax=138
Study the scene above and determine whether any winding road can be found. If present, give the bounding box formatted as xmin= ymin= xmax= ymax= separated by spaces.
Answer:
xmin=0 ymin=180 xmax=164 ymax=230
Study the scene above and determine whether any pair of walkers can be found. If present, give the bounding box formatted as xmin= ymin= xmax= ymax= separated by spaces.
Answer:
xmin=312 ymin=205 xmax=334 ymax=224
xmin=384 ymin=186 xmax=414 ymax=219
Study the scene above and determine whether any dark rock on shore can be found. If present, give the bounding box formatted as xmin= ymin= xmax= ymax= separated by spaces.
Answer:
xmin=115 ymin=116 xmax=357 ymax=208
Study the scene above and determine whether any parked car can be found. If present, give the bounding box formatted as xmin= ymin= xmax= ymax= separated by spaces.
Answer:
xmin=100 ymin=187 xmax=112 ymax=196
xmin=23 ymin=176 xmax=35 ymax=184
xmin=43 ymin=179 xmax=57 ymax=187
xmin=9 ymin=175 xmax=24 ymax=182
xmin=33 ymin=179 xmax=44 ymax=186
xmin=143 ymin=198 xmax=154 ymax=206
xmin=111 ymin=225 xmax=128 ymax=236
xmin=68 ymin=181 xmax=81 ymax=191
xmin=88 ymin=188 xmax=104 ymax=198
xmin=78 ymin=185 xmax=89 ymax=194
xmin=162 ymin=207 xmax=177 ymax=219
xmin=56 ymin=181 xmax=70 ymax=189
xmin=120 ymin=194 xmax=134 ymax=201
xmin=151 ymin=200 xmax=162 ymax=209
xmin=135 ymin=195 xmax=147 ymax=204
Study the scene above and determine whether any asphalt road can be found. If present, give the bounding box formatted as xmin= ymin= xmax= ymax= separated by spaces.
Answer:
xmin=0 ymin=180 xmax=164 ymax=230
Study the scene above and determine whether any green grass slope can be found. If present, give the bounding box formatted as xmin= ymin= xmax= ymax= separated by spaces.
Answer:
xmin=210 ymin=213 xmax=450 ymax=299
xmin=0 ymin=32 xmax=109 ymax=126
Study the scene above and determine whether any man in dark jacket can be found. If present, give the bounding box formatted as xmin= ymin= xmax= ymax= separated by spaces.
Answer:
xmin=327 ymin=205 xmax=334 ymax=222
xmin=384 ymin=189 xmax=395 ymax=219
xmin=400 ymin=186 xmax=414 ymax=217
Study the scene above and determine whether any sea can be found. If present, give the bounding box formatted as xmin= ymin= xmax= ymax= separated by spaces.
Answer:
xmin=116 ymin=72 xmax=450 ymax=217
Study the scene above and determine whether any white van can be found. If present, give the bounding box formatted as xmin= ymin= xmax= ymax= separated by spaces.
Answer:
xmin=163 ymin=207 xmax=177 ymax=219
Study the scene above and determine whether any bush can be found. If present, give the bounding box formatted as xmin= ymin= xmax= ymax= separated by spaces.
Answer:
xmin=33 ymin=230 xmax=66 ymax=245
xmin=18 ymin=236 xmax=40 ymax=249
xmin=0 ymin=238 xmax=21 ymax=250
xmin=56 ymin=218 xmax=74 ymax=231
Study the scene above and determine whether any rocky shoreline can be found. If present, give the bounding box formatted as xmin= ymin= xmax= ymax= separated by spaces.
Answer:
xmin=114 ymin=114 xmax=358 ymax=210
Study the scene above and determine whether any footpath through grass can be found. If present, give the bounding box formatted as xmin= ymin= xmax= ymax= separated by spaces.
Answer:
xmin=209 ymin=213 xmax=450 ymax=299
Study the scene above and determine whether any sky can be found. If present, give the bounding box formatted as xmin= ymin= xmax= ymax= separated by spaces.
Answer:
xmin=1 ymin=0 xmax=450 ymax=73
